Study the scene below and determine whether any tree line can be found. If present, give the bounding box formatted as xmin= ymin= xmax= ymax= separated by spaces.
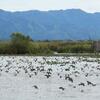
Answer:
xmin=0 ymin=32 xmax=95 ymax=55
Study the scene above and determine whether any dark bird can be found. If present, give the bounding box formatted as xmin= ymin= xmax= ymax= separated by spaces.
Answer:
xmin=47 ymin=71 xmax=52 ymax=75
xmin=30 ymin=68 xmax=35 ymax=71
xmin=33 ymin=85 xmax=38 ymax=89
xmin=45 ymin=74 xmax=51 ymax=78
xmin=65 ymin=68 xmax=70 ymax=71
xmin=59 ymin=87 xmax=65 ymax=91
xmin=65 ymin=75 xmax=73 ymax=83
xmin=78 ymin=82 xmax=85 ymax=86
xmin=48 ymin=68 xmax=52 ymax=72
xmin=68 ymin=77 xmax=73 ymax=83
xmin=70 ymin=65 xmax=75 ymax=68
xmin=34 ymin=72 xmax=37 ymax=75
xmin=87 ymin=81 xmax=96 ymax=86
xmin=40 ymin=68 xmax=45 ymax=72
xmin=85 ymin=73 xmax=89 ymax=77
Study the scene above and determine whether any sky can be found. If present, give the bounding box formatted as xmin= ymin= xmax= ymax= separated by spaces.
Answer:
xmin=0 ymin=0 xmax=100 ymax=13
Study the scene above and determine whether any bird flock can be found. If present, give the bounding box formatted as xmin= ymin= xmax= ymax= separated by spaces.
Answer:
xmin=0 ymin=56 xmax=100 ymax=100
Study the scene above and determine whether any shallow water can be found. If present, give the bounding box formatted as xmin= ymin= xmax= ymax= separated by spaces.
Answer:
xmin=0 ymin=56 xmax=100 ymax=100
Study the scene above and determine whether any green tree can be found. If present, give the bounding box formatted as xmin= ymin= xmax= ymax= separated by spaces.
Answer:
xmin=10 ymin=32 xmax=30 ymax=54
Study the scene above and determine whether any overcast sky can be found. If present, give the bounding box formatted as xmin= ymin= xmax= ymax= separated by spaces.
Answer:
xmin=0 ymin=0 xmax=100 ymax=13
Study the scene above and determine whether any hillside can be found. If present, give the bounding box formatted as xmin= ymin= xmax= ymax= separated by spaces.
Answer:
xmin=0 ymin=9 xmax=100 ymax=40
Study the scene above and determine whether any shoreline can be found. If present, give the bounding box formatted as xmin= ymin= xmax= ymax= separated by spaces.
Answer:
xmin=0 ymin=53 xmax=99 ymax=57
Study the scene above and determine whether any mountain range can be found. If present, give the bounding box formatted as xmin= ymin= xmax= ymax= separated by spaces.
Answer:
xmin=0 ymin=9 xmax=100 ymax=40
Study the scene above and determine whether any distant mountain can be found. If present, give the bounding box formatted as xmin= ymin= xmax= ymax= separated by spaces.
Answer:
xmin=0 ymin=9 xmax=100 ymax=40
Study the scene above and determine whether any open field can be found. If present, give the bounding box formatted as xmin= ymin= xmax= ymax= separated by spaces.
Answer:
xmin=0 ymin=56 xmax=100 ymax=100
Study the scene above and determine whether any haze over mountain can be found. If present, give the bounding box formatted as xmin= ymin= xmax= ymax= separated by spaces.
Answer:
xmin=0 ymin=9 xmax=100 ymax=40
